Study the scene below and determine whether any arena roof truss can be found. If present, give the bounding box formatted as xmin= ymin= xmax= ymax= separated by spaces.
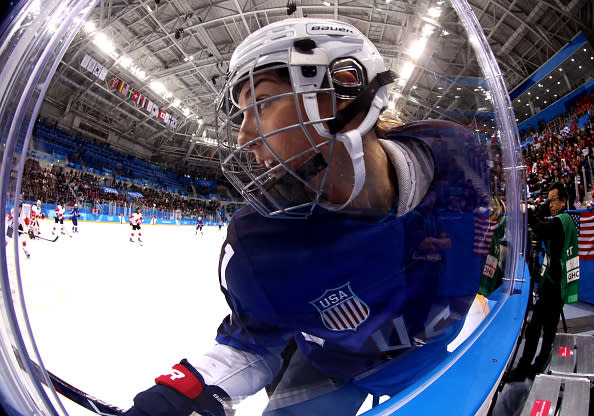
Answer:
xmin=39 ymin=0 xmax=593 ymax=180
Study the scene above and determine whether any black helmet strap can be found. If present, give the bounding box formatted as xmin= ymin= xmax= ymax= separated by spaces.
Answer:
xmin=326 ymin=70 xmax=396 ymax=135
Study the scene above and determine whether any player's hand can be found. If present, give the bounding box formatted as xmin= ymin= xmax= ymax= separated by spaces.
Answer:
xmin=124 ymin=359 xmax=234 ymax=416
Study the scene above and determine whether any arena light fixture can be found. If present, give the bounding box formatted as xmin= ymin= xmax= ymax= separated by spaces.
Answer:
xmin=83 ymin=20 xmax=95 ymax=32
xmin=118 ymin=55 xmax=132 ymax=68
xmin=409 ymin=37 xmax=428 ymax=60
xmin=398 ymin=61 xmax=415 ymax=86
xmin=427 ymin=6 xmax=442 ymax=18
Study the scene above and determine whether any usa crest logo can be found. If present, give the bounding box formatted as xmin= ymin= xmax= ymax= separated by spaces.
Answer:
xmin=310 ymin=282 xmax=370 ymax=331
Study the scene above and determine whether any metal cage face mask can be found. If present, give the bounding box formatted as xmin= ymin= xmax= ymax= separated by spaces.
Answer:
xmin=215 ymin=18 xmax=391 ymax=219
xmin=216 ymin=61 xmax=338 ymax=219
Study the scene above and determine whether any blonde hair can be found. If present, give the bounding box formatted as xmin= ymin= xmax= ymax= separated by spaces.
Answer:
xmin=374 ymin=109 xmax=404 ymax=135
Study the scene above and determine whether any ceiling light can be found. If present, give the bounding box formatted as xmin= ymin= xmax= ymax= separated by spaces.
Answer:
xmin=422 ymin=24 xmax=435 ymax=37
xmin=409 ymin=37 xmax=428 ymax=60
xmin=398 ymin=61 xmax=415 ymax=84
xmin=92 ymin=33 xmax=117 ymax=56
xmin=84 ymin=21 xmax=96 ymax=32
xmin=118 ymin=56 xmax=132 ymax=68
xmin=427 ymin=7 xmax=442 ymax=19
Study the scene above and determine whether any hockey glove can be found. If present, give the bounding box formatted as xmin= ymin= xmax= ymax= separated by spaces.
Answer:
xmin=124 ymin=359 xmax=234 ymax=416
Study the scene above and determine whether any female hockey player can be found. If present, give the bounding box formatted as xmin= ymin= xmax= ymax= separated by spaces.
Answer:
xmin=130 ymin=207 xmax=143 ymax=244
xmin=7 ymin=202 xmax=31 ymax=258
xmin=125 ymin=18 xmax=486 ymax=416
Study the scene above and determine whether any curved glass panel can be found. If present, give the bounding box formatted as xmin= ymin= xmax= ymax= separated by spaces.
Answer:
xmin=0 ymin=0 xmax=526 ymax=415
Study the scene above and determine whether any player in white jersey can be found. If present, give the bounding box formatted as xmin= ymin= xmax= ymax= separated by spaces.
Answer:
xmin=52 ymin=202 xmax=67 ymax=236
xmin=7 ymin=203 xmax=30 ymax=258
xmin=30 ymin=200 xmax=43 ymax=236
xmin=129 ymin=208 xmax=143 ymax=243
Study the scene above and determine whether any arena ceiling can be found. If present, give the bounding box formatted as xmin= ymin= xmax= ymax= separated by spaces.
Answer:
xmin=39 ymin=0 xmax=593 ymax=181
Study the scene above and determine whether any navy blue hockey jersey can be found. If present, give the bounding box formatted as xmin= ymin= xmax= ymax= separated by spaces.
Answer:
xmin=215 ymin=120 xmax=484 ymax=394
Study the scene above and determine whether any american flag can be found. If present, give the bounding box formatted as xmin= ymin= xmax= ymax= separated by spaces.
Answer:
xmin=473 ymin=197 xmax=506 ymax=258
xmin=569 ymin=211 xmax=594 ymax=260
xmin=473 ymin=212 xmax=504 ymax=257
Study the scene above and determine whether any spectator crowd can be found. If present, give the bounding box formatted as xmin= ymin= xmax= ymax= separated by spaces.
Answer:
xmin=21 ymin=158 xmax=240 ymax=220
xmin=521 ymin=92 xmax=594 ymax=209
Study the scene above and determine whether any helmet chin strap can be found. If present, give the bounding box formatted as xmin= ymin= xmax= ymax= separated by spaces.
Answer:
xmin=303 ymin=81 xmax=391 ymax=210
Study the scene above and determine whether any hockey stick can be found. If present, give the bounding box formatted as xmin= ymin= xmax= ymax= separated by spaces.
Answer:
xmin=12 ymin=346 xmax=124 ymax=415
xmin=18 ymin=231 xmax=59 ymax=242
xmin=33 ymin=234 xmax=59 ymax=242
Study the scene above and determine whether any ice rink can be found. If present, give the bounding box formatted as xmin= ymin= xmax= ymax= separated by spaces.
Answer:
xmin=15 ymin=219 xmax=274 ymax=415
xmin=9 ymin=217 xmax=495 ymax=416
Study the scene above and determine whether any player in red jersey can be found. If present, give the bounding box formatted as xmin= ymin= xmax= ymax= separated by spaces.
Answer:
xmin=129 ymin=207 xmax=143 ymax=244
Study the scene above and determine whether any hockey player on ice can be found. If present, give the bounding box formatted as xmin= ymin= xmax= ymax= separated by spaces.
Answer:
xmin=52 ymin=201 xmax=68 ymax=236
xmin=195 ymin=216 xmax=204 ymax=235
xmin=30 ymin=199 xmax=43 ymax=236
xmin=7 ymin=202 xmax=31 ymax=258
xmin=70 ymin=203 xmax=80 ymax=233
xmin=129 ymin=207 xmax=143 ymax=244
xmin=125 ymin=18 xmax=483 ymax=416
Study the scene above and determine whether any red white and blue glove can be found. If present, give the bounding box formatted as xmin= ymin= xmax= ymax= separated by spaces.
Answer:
xmin=124 ymin=359 xmax=233 ymax=416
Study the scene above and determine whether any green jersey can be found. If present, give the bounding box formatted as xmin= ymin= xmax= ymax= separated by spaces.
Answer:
xmin=540 ymin=212 xmax=580 ymax=304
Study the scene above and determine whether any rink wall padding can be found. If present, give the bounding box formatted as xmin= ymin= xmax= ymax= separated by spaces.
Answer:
xmin=42 ymin=213 xmax=210 ymax=226
xmin=364 ymin=263 xmax=530 ymax=416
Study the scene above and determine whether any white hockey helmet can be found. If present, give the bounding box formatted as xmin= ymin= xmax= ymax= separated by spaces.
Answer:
xmin=216 ymin=18 xmax=395 ymax=218
xmin=36 ymin=200 xmax=41 ymax=207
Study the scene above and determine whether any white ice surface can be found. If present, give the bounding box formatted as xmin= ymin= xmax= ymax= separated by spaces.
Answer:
xmin=18 ymin=220 xmax=271 ymax=416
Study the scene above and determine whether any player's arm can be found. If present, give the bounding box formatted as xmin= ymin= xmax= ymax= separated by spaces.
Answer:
xmin=124 ymin=318 xmax=287 ymax=416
